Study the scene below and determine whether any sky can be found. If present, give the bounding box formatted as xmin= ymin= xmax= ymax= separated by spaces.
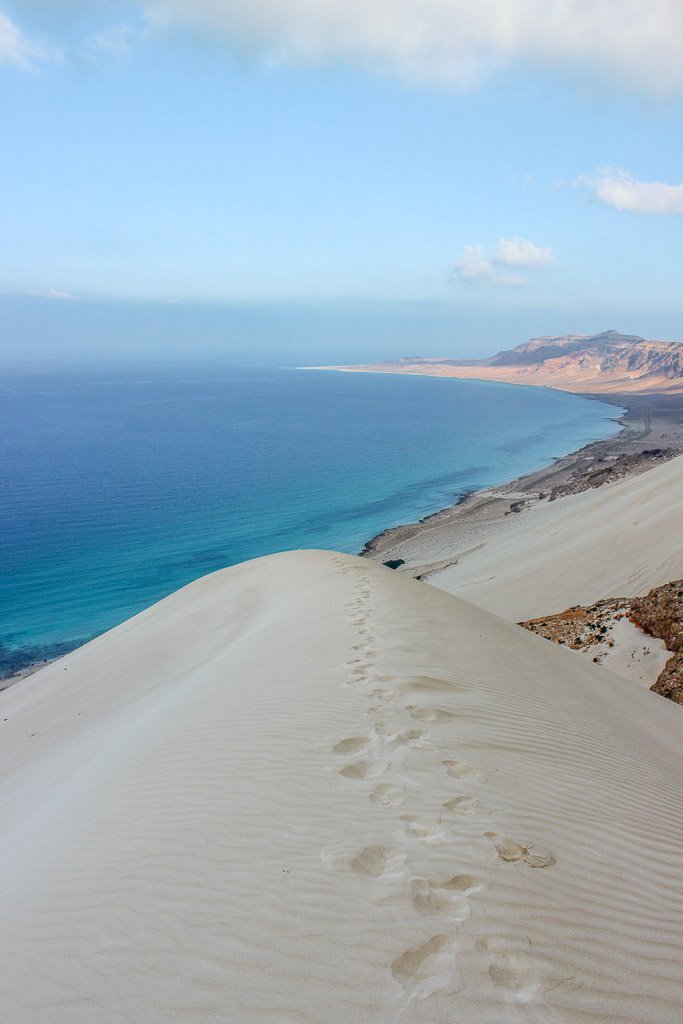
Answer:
xmin=1 ymin=1 xmax=682 ymax=360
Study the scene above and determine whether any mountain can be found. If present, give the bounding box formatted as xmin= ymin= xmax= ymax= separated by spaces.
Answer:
xmin=347 ymin=331 xmax=683 ymax=394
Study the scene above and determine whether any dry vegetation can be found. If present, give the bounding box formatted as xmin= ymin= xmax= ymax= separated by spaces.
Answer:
xmin=520 ymin=580 xmax=683 ymax=705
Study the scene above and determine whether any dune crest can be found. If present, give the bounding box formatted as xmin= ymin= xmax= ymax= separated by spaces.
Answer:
xmin=1 ymin=550 xmax=682 ymax=1022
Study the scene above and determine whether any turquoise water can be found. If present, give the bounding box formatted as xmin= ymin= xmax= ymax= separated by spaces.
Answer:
xmin=0 ymin=362 xmax=621 ymax=673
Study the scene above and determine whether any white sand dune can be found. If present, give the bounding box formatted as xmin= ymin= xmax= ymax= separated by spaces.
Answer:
xmin=1 ymin=550 xmax=682 ymax=1023
xmin=589 ymin=612 xmax=672 ymax=687
xmin=432 ymin=453 xmax=683 ymax=621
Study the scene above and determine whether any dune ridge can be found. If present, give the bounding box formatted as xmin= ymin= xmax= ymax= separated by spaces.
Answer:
xmin=1 ymin=550 xmax=682 ymax=1023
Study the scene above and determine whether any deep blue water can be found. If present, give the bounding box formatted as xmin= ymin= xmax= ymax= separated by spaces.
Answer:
xmin=0 ymin=362 xmax=622 ymax=673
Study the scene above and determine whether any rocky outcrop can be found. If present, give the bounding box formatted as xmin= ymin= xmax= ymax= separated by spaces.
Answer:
xmin=520 ymin=580 xmax=683 ymax=705
xmin=547 ymin=448 xmax=681 ymax=500
xmin=630 ymin=580 xmax=683 ymax=704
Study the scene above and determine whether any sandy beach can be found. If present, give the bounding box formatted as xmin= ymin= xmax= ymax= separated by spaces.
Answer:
xmin=2 ymin=549 xmax=682 ymax=1023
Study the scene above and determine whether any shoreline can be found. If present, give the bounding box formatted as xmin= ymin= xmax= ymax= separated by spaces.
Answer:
xmin=4 ymin=387 xmax=681 ymax=688
xmin=358 ymin=389 xmax=683 ymax=579
xmin=0 ymin=658 xmax=59 ymax=690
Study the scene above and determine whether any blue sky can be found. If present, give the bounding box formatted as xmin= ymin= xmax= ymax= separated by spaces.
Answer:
xmin=1 ymin=2 xmax=682 ymax=358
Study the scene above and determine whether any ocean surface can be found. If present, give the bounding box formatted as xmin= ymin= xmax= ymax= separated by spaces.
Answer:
xmin=1 ymin=362 xmax=622 ymax=674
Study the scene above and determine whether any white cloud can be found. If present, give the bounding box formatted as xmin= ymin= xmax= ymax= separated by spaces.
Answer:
xmin=454 ymin=246 xmax=523 ymax=286
xmin=0 ymin=10 xmax=55 ymax=70
xmin=576 ymin=167 xmax=683 ymax=215
xmin=84 ymin=24 xmax=147 ymax=64
xmin=456 ymin=245 xmax=495 ymax=281
xmin=8 ymin=2 xmax=683 ymax=93
xmin=140 ymin=0 xmax=683 ymax=94
xmin=455 ymin=237 xmax=552 ymax=286
xmin=495 ymin=236 xmax=553 ymax=268
xmin=27 ymin=288 xmax=76 ymax=300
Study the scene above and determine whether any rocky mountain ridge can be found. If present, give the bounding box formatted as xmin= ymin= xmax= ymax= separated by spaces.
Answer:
xmin=388 ymin=330 xmax=682 ymax=394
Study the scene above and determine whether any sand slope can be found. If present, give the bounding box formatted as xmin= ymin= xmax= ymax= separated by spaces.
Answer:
xmin=1 ymin=550 xmax=682 ymax=1023
xmin=432 ymin=453 xmax=683 ymax=621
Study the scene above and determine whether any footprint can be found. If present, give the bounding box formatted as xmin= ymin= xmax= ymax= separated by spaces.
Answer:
xmin=524 ymin=845 xmax=556 ymax=868
xmin=369 ymin=783 xmax=404 ymax=807
xmin=489 ymin=954 xmax=541 ymax=1000
xmin=350 ymin=845 xmax=397 ymax=877
xmin=410 ymin=879 xmax=453 ymax=915
xmin=383 ymin=728 xmax=424 ymax=750
xmin=408 ymin=706 xmax=457 ymax=724
xmin=400 ymin=815 xmax=446 ymax=842
xmin=489 ymin=835 xmax=526 ymax=862
xmin=405 ymin=675 xmax=465 ymax=694
xmin=487 ymin=834 xmax=555 ymax=868
xmin=442 ymin=796 xmax=477 ymax=816
xmin=322 ymin=842 xmax=405 ymax=880
xmin=391 ymin=934 xmax=460 ymax=998
xmin=410 ymin=874 xmax=482 ymax=915
xmin=396 ymin=728 xmax=424 ymax=743
xmin=339 ymin=759 xmax=388 ymax=780
xmin=440 ymin=874 xmax=483 ymax=892
xmin=333 ymin=736 xmax=370 ymax=755
xmin=442 ymin=759 xmax=477 ymax=779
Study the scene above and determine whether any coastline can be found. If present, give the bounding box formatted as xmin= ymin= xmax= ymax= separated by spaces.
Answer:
xmin=358 ymin=389 xmax=683 ymax=579
xmin=4 ymin=386 xmax=681 ymax=688
xmin=0 ymin=658 xmax=58 ymax=691
xmin=1 ymin=373 xmax=627 ymax=684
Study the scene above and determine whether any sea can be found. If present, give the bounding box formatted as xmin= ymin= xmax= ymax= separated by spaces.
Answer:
xmin=0 ymin=362 xmax=622 ymax=675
